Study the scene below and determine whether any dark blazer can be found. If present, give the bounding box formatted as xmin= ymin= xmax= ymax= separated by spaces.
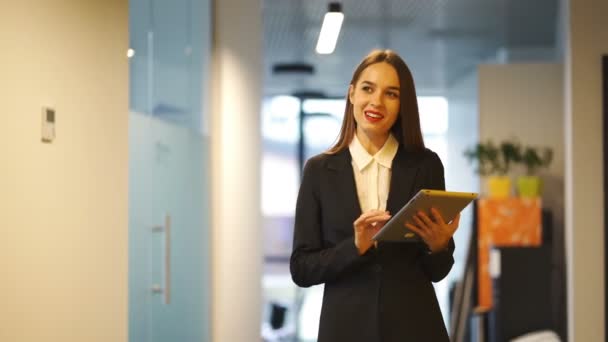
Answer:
xmin=290 ymin=146 xmax=454 ymax=342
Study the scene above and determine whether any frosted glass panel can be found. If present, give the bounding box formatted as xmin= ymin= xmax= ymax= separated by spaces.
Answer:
xmin=129 ymin=0 xmax=210 ymax=134
xmin=129 ymin=0 xmax=211 ymax=341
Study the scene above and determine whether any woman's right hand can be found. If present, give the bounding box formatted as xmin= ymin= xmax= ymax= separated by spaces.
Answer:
xmin=353 ymin=210 xmax=391 ymax=255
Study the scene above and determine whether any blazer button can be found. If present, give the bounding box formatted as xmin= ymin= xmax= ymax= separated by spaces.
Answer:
xmin=373 ymin=264 xmax=382 ymax=273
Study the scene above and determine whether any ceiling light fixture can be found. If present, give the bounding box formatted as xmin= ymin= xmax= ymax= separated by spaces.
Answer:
xmin=315 ymin=2 xmax=343 ymax=55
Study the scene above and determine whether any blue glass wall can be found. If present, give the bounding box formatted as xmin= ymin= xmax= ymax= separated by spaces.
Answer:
xmin=128 ymin=0 xmax=211 ymax=341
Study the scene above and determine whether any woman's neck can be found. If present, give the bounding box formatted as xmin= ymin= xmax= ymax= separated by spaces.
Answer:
xmin=356 ymin=130 xmax=389 ymax=155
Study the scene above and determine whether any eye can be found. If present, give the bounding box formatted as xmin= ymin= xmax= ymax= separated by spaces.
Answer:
xmin=387 ymin=91 xmax=399 ymax=98
xmin=361 ymin=85 xmax=373 ymax=93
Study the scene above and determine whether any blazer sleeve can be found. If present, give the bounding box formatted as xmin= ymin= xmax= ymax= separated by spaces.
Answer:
xmin=419 ymin=151 xmax=456 ymax=282
xmin=290 ymin=158 xmax=366 ymax=288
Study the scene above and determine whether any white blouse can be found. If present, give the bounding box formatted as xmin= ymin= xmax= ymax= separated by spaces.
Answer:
xmin=348 ymin=134 xmax=399 ymax=213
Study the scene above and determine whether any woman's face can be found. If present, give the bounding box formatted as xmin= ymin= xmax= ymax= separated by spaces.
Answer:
xmin=349 ymin=62 xmax=401 ymax=143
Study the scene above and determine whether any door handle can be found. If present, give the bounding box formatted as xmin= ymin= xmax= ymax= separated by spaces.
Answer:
xmin=150 ymin=213 xmax=171 ymax=304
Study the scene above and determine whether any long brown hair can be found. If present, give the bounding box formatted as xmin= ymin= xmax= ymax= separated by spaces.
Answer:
xmin=326 ymin=49 xmax=425 ymax=154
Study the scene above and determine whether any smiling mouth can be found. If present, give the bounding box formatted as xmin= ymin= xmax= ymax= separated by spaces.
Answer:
xmin=365 ymin=110 xmax=384 ymax=122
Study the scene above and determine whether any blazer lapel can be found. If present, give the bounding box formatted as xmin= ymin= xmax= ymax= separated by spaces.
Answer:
xmin=326 ymin=149 xmax=362 ymax=217
xmin=386 ymin=147 xmax=422 ymax=215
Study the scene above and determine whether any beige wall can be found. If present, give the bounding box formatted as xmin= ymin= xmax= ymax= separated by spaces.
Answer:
xmin=0 ymin=1 xmax=128 ymax=341
xmin=211 ymin=0 xmax=263 ymax=341
xmin=479 ymin=64 xmax=565 ymax=224
xmin=564 ymin=0 xmax=608 ymax=340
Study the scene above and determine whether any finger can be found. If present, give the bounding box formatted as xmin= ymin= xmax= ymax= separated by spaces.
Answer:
xmin=375 ymin=219 xmax=390 ymax=229
xmin=366 ymin=217 xmax=391 ymax=230
xmin=417 ymin=211 xmax=435 ymax=228
xmin=356 ymin=210 xmax=388 ymax=224
xmin=430 ymin=208 xmax=446 ymax=226
xmin=355 ymin=210 xmax=383 ymax=224
xmin=413 ymin=215 xmax=429 ymax=232
xmin=363 ymin=209 xmax=389 ymax=217
xmin=449 ymin=213 xmax=461 ymax=232
xmin=372 ymin=224 xmax=382 ymax=233
xmin=364 ymin=211 xmax=391 ymax=220
xmin=353 ymin=216 xmax=363 ymax=227
xmin=405 ymin=223 xmax=426 ymax=239
xmin=368 ymin=218 xmax=391 ymax=230
xmin=364 ymin=223 xmax=387 ymax=231
xmin=364 ymin=214 xmax=391 ymax=225
xmin=361 ymin=211 xmax=391 ymax=223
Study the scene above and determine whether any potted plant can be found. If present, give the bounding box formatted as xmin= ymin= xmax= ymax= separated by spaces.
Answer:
xmin=463 ymin=141 xmax=499 ymax=176
xmin=516 ymin=146 xmax=553 ymax=197
xmin=464 ymin=140 xmax=520 ymax=198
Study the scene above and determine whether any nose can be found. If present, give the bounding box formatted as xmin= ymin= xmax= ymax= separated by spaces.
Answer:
xmin=370 ymin=91 xmax=384 ymax=107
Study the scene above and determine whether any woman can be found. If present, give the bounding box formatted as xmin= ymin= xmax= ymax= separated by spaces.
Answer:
xmin=290 ymin=49 xmax=460 ymax=341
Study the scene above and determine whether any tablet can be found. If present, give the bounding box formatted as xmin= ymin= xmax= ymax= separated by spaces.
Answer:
xmin=372 ymin=189 xmax=478 ymax=242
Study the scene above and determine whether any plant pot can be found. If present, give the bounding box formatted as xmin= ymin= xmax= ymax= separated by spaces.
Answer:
xmin=487 ymin=176 xmax=512 ymax=198
xmin=517 ymin=176 xmax=543 ymax=198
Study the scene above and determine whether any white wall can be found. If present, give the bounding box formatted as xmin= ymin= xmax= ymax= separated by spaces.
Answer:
xmin=0 ymin=1 xmax=128 ymax=341
xmin=479 ymin=64 xmax=564 ymax=221
xmin=479 ymin=63 xmax=567 ymax=336
xmin=564 ymin=0 xmax=608 ymax=339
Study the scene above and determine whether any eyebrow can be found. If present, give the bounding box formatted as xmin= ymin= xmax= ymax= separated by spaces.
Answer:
xmin=361 ymin=80 xmax=400 ymax=91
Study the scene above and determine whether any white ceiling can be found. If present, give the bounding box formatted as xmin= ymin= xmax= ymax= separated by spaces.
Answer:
xmin=262 ymin=0 xmax=559 ymax=97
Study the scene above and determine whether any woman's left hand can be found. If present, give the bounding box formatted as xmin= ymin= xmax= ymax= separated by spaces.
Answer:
xmin=405 ymin=208 xmax=460 ymax=253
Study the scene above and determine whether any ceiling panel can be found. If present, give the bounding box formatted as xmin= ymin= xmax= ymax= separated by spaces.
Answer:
xmin=263 ymin=0 xmax=559 ymax=97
